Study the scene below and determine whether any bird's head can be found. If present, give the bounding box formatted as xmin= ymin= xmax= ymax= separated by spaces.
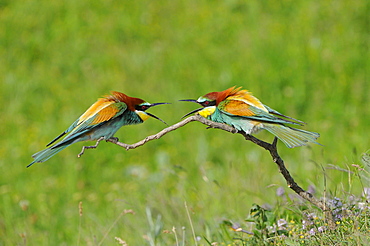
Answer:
xmin=134 ymin=101 xmax=169 ymax=124
xmin=180 ymin=86 xmax=241 ymax=118
xmin=111 ymin=91 xmax=169 ymax=124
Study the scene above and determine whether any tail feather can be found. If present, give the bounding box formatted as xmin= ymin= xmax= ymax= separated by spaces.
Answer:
xmin=263 ymin=124 xmax=321 ymax=148
xmin=27 ymin=145 xmax=69 ymax=167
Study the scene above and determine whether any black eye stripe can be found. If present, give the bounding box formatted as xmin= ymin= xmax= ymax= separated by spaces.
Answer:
xmin=135 ymin=105 xmax=149 ymax=111
xmin=200 ymin=101 xmax=216 ymax=107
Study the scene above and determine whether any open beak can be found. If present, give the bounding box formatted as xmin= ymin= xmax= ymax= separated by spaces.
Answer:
xmin=181 ymin=107 xmax=204 ymax=119
xmin=146 ymin=112 xmax=168 ymax=125
xmin=147 ymin=103 xmax=170 ymax=125
xmin=179 ymin=99 xmax=203 ymax=119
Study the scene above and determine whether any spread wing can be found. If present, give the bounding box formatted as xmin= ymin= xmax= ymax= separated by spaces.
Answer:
xmin=219 ymin=99 xmax=303 ymax=125
xmin=46 ymin=98 xmax=127 ymax=147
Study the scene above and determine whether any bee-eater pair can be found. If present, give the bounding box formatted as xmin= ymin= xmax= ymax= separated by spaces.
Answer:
xmin=28 ymin=87 xmax=320 ymax=167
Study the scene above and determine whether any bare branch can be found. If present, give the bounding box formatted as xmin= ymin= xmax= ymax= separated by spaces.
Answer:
xmin=81 ymin=114 xmax=335 ymax=228
xmin=238 ymin=132 xmax=336 ymax=229
xmin=105 ymin=115 xmax=237 ymax=150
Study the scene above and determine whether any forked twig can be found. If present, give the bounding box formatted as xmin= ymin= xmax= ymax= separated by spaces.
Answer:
xmin=81 ymin=114 xmax=336 ymax=228
xmin=78 ymin=136 xmax=105 ymax=158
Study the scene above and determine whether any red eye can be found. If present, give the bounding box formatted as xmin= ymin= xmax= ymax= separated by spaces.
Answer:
xmin=141 ymin=105 xmax=148 ymax=110
xmin=200 ymin=100 xmax=216 ymax=107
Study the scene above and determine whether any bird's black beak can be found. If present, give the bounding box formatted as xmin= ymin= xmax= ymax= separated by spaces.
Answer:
xmin=146 ymin=112 xmax=168 ymax=125
xmin=179 ymin=99 xmax=199 ymax=104
xmin=181 ymin=107 xmax=204 ymax=119
xmin=149 ymin=102 xmax=171 ymax=107
xmin=147 ymin=103 xmax=170 ymax=125
xmin=179 ymin=99 xmax=204 ymax=119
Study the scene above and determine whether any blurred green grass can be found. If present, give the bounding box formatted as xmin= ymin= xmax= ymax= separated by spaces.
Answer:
xmin=0 ymin=0 xmax=368 ymax=244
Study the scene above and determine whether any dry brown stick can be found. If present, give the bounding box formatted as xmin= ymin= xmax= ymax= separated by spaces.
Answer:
xmin=105 ymin=115 xmax=237 ymax=149
xmin=239 ymin=132 xmax=336 ymax=229
xmin=100 ymin=114 xmax=335 ymax=227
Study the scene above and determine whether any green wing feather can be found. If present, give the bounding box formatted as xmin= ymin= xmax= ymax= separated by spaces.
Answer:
xmin=263 ymin=104 xmax=305 ymax=125
xmin=47 ymin=100 xmax=127 ymax=147
xmin=219 ymin=100 xmax=303 ymax=126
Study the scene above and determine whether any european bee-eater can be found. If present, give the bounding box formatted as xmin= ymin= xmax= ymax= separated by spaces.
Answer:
xmin=181 ymin=86 xmax=320 ymax=148
xmin=28 ymin=91 xmax=168 ymax=167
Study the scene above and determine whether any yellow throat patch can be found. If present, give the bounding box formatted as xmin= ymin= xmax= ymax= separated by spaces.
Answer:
xmin=136 ymin=111 xmax=150 ymax=121
xmin=198 ymin=106 xmax=216 ymax=118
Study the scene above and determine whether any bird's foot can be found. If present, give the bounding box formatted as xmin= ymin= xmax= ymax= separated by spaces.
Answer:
xmin=78 ymin=137 xmax=105 ymax=158
xmin=107 ymin=137 xmax=119 ymax=144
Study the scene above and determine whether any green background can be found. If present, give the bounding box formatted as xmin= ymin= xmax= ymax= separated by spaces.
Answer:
xmin=0 ymin=0 xmax=368 ymax=245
